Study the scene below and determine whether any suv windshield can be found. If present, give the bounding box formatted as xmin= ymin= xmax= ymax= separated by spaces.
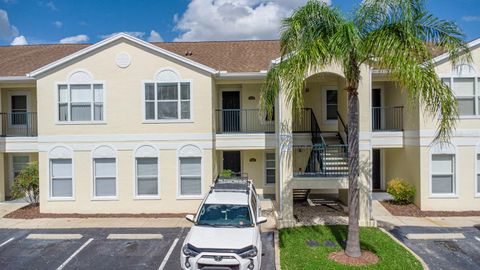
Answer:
xmin=197 ymin=204 xmax=253 ymax=227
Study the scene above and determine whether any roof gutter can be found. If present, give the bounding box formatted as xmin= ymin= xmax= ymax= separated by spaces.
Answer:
xmin=0 ymin=76 xmax=36 ymax=83
xmin=215 ymin=71 xmax=267 ymax=80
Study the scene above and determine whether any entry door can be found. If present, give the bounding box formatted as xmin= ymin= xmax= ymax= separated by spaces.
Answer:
xmin=10 ymin=95 xmax=28 ymax=126
xmin=223 ymin=151 xmax=241 ymax=175
xmin=222 ymin=91 xmax=240 ymax=132
xmin=372 ymin=149 xmax=381 ymax=190
xmin=372 ymin=89 xmax=382 ymax=131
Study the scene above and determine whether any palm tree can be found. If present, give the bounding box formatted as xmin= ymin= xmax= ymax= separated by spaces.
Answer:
xmin=261 ymin=0 xmax=469 ymax=258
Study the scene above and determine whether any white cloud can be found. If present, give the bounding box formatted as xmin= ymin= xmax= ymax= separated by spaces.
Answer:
xmin=174 ymin=0 xmax=330 ymax=41
xmin=3 ymin=0 xmax=17 ymax=4
xmin=10 ymin=35 xmax=27 ymax=45
xmin=147 ymin=30 xmax=163 ymax=42
xmin=45 ymin=1 xmax=58 ymax=11
xmin=0 ymin=9 xmax=19 ymax=41
xmin=53 ymin=20 xmax=63 ymax=28
xmin=462 ymin=16 xmax=480 ymax=22
xmin=100 ymin=31 xmax=145 ymax=39
xmin=59 ymin=34 xmax=89 ymax=44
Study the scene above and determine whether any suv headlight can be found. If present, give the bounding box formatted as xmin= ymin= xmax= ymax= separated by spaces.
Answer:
xmin=182 ymin=244 xmax=200 ymax=257
xmin=239 ymin=246 xmax=258 ymax=258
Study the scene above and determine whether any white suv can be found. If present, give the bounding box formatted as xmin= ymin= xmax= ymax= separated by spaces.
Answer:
xmin=181 ymin=176 xmax=267 ymax=270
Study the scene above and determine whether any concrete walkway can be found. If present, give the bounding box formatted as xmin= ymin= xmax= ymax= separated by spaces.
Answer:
xmin=373 ymin=200 xmax=480 ymax=228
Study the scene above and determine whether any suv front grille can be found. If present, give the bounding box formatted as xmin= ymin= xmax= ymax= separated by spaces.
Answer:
xmin=197 ymin=264 xmax=240 ymax=270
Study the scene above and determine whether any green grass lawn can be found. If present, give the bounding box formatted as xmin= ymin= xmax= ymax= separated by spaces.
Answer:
xmin=279 ymin=225 xmax=423 ymax=270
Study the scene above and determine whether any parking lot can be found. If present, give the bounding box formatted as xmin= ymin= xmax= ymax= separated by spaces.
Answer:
xmin=388 ymin=225 xmax=480 ymax=270
xmin=0 ymin=228 xmax=275 ymax=270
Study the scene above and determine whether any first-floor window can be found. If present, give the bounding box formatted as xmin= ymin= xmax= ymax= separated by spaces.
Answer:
xmin=50 ymin=159 xmax=73 ymax=198
xmin=431 ymin=154 xmax=455 ymax=195
xmin=180 ymin=157 xmax=201 ymax=196
xmin=265 ymin=152 xmax=276 ymax=185
xmin=136 ymin=158 xmax=159 ymax=196
xmin=13 ymin=156 xmax=29 ymax=178
xmin=93 ymin=158 xmax=116 ymax=197
xmin=477 ymin=154 xmax=480 ymax=195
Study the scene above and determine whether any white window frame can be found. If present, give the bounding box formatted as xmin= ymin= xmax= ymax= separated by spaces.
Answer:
xmin=91 ymin=145 xmax=117 ymax=200
xmin=141 ymin=79 xmax=193 ymax=123
xmin=322 ymin=86 xmax=338 ymax=124
xmin=48 ymin=146 xmax=74 ymax=201
xmin=8 ymin=90 xmax=31 ymax=128
xmin=133 ymin=145 xmax=160 ymax=199
xmin=476 ymin=144 xmax=480 ymax=198
xmin=177 ymin=144 xmax=203 ymax=199
xmin=430 ymin=153 xmax=458 ymax=198
xmin=441 ymin=76 xmax=480 ymax=118
xmin=265 ymin=151 xmax=276 ymax=186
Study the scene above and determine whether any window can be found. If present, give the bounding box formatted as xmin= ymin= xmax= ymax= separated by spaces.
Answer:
xmin=431 ymin=154 xmax=455 ymax=195
xmin=325 ymin=89 xmax=338 ymax=121
xmin=144 ymin=82 xmax=191 ymax=120
xmin=136 ymin=158 xmax=159 ymax=196
xmin=50 ymin=159 xmax=73 ymax=198
xmin=265 ymin=152 xmax=276 ymax=185
xmin=58 ymin=84 xmax=104 ymax=122
xmin=477 ymin=154 xmax=480 ymax=195
xmin=12 ymin=156 xmax=29 ymax=178
xmin=180 ymin=157 xmax=201 ymax=196
xmin=442 ymin=77 xmax=479 ymax=116
xmin=93 ymin=158 xmax=116 ymax=198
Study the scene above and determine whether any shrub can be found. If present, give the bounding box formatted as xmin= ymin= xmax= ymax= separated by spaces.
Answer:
xmin=11 ymin=161 xmax=39 ymax=204
xmin=219 ymin=169 xmax=233 ymax=177
xmin=386 ymin=178 xmax=415 ymax=205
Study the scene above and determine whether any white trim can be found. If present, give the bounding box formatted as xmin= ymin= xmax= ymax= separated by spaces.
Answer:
xmin=0 ymin=76 xmax=35 ymax=82
xmin=7 ymin=90 xmax=31 ymax=130
xmin=37 ymin=133 xmax=213 ymax=143
xmin=216 ymin=72 xmax=267 ymax=80
xmin=177 ymin=144 xmax=204 ymax=200
xmin=264 ymin=151 xmax=276 ymax=187
xmin=27 ymin=33 xmax=217 ymax=77
xmin=429 ymin=147 xmax=458 ymax=198
xmin=91 ymin=145 xmax=118 ymax=200
xmin=133 ymin=145 xmax=161 ymax=199
xmin=431 ymin=38 xmax=480 ymax=65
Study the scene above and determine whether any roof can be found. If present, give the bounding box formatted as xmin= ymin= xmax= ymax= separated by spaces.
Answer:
xmin=0 ymin=36 xmax=280 ymax=77
xmin=205 ymin=191 xmax=249 ymax=205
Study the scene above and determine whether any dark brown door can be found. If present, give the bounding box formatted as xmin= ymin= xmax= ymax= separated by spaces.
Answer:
xmin=372 ymin=89 xmax=382 ymax=131
xmin=372 ymin=149 xmax=381 ymax=190
xmin=222 ymin=91 xmax=240 ymax=132
xmin=223 ymin=151 xmax=241 ymax=174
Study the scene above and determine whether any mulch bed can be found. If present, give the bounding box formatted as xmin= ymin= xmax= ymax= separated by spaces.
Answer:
xmin=329 ymin=251 xmax=379 ymax=266
xmin=4 ymin=204 xmax=188 ymax=219
xmin=380 ymin=201 xmax=480 ymax=217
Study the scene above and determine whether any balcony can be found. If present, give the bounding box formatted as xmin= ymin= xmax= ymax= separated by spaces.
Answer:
xmin=215 ymin=109 xmax=274 ymax=134
xmin=372 ymin=106 xmax=404 ymax=132
xmin=0 ymin=112 xmax=38 ymax=137
xmin=293 ymin=144 xmax=348 ymax=178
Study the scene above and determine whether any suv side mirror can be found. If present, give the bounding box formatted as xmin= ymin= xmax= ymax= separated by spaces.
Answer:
xmin=186 ymin=214 xmax=195 ymax=223
xmin=257 ymin=217 xmax=267 ymax=225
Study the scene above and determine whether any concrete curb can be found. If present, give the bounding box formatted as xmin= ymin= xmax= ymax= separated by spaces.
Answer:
xmin=379 ymin=228 xmax=430 ymax=270
xmin=274 ymin=230 xmax=281 ymax=270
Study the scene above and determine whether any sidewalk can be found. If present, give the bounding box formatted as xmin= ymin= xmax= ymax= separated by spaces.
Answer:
xmin=373 ymin=200 xmax=480 ymax=228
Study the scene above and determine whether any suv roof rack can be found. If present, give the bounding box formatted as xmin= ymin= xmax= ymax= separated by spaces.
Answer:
xmin=212 ymin=173 xmax=250 ymax=193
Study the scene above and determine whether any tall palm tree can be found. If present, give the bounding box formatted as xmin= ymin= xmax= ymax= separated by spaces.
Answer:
xmin=261 ymin=0 xmax=470 ymax=258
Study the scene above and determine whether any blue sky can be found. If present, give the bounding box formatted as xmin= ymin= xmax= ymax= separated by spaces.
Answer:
xmin=1 ymin=0 xmax=480 ymax=46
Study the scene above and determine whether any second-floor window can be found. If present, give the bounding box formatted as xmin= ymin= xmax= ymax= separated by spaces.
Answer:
xmin=442 ymin=77 xmax=479 ymax=116
xmin=58 ymin=84 xmax=104 ymax=122
xmin=144 ymin=82 xmax=191 ymax=121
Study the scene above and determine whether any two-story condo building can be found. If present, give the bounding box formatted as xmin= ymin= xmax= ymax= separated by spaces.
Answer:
xmin=0 ymin=33 xmax=479 ymax=226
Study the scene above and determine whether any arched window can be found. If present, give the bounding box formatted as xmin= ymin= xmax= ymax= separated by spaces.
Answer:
xmin=143 ymin=68 xmax=192 ymax=121
xmin=134 ymin=145 xmax=160 ymax=198
xmin=57 ymin=70 xmax=105 ymax=122
xmin=92 ymin=145 xmax=117 ymax=199
xmin=48 ymin=146 xmax=74 ymax=199
xmin=178 ymin=144 xmax=202 ymax=197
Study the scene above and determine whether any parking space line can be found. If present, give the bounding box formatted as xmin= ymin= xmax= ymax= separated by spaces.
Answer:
xmin=0 ymin=237 xmax=14 ymax=248
xmin=406 ymin=233 xmax=465 ymax=240
xmin=27 ymin=234 xmax=83 ymax=240
xmin=107 ymin=234 xmax=164 ymax=240
xmin=56 ymin=238 xmax=94 ymax=270
xmin=475 ymin=236 xmax=480 ymax=242
xmin=158 ymin=237 xmax=180 ymax=270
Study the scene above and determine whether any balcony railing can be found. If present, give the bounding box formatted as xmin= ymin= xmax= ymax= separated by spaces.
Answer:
xmin=293 ymin=144 xmax=348 ymax=177
xmin=0 ymin=112 xmax=38 ymax=137
xmin=372 ymin=106 xmax=403 ymax=131
xmin=215 ymin=109 xmax=274 ymax=134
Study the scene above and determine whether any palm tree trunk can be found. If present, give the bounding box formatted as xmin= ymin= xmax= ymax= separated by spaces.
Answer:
xmin=345 ymin=87 xmax=361 ymax=258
